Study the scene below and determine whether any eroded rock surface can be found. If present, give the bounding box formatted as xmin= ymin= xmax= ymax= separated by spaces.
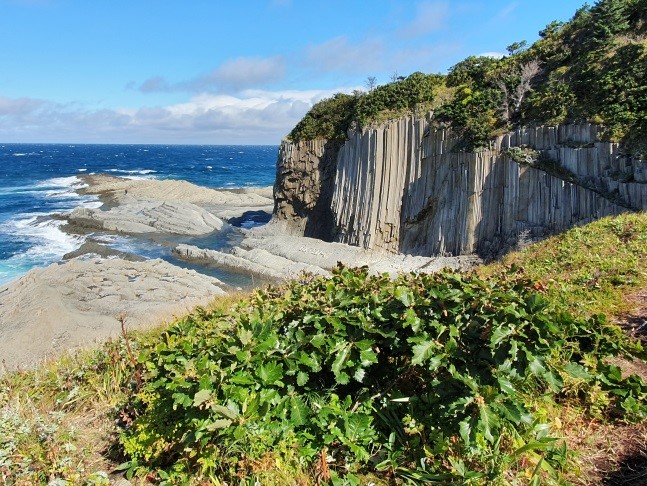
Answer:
xmin=0 ymin=257 xmax=226 ymax=372
xmin=174 ymin=224 xmax=481 ymax=282
xmin=78 ymin=175 xmax=274 ymax=222
xmin=68 ymin=201 xmax=223 ymax=235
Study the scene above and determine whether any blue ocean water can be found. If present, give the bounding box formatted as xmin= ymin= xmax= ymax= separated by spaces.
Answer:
xmin=0 ymin=143 xmax=278 ymax=286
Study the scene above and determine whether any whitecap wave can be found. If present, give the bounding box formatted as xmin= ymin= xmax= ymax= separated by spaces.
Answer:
xmin=37 ymin=176 xmax=86 ymax=190
xmin=0 ymin=216 xmax=86 ymax=285
xmin=107 ymin=168 xmax=157 ymax=175
xmin=34 ymin=177 xmax=91 ymax=206
xmin=4 ymin=175 xmax=101 ymax=210
xmin=0 ymin=186 xmax=45 ymax=196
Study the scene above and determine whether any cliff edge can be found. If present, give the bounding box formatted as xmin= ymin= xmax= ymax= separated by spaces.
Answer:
xmin=274 ymin=121 xmax=646 ymax=257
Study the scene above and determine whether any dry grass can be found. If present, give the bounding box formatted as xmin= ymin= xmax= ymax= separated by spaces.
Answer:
xmin=0 ymin=290 xmax=252 ymax=484
xmin=566 ymin=420 xmax=647 ymax=485
xmin=558 ymin=286 xmax=647 ymax=485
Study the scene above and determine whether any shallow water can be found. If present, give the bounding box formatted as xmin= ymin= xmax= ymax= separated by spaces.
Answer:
xmin=0 ymin=143 xmax=278 ymax=286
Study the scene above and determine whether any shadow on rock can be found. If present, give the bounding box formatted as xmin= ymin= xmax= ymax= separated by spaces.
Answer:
xmin=228 ymin=210 xmax=272 ymax=228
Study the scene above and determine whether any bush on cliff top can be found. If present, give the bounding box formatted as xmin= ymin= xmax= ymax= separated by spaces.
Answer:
xmin=288 ymin=72 xmax=444 ymax=142
xmin=118 ymin=260 xmax=647 ymax=484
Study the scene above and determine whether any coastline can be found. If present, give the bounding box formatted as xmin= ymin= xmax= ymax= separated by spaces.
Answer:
xmin=0 ymin=174 xmax=480 ymax=372
xmin=0 ymin=174 xmax=275 ymax=371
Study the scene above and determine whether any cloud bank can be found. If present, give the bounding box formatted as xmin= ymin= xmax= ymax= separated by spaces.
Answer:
xmin=0 ymin=89 xmax=350 ymax=144
xmin=401 ymin=1 xmax=451 ymax=38
xmin=134 ymin=56 xmax=287 ymax=94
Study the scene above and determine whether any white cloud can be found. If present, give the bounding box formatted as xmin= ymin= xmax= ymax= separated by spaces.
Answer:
xmin=400 ymin=1 xmax=450 ymax=38
xmin=0 ymin=96 xmax=46 ymax=116
xmin=304 ymin=36 xmax=386 ymax=74
xmin=495 ymin=2 xmax=519 ymax=21
xmin=137 ymin=76 xmax=172 ymax=93
xmin=134 ymin=56 xmax=286 ymax=94
xmin=186 ymin=56 xmax=286 ymax=92
xmin=0 ymin=89 xmax=352 ymax=144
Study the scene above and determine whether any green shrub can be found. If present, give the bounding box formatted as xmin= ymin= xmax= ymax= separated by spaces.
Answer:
xmin=288 ymin=93 xmax=358 ymax=142
xmin=118 ymin=265 xmax=646 ymax=484
xmin=288 ymin=73 xmax=443 ymax=142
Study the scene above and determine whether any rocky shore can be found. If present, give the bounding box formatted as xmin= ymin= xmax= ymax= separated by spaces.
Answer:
xmin=65 ymin=174 xmax=274 ymax=235
xmin=173 ymin=224 xmax=480 ymax=282
xmin=0 ymin=258 xmax=226 ymax=372
xmin=0 ymin=174 xmax=479 ymax=372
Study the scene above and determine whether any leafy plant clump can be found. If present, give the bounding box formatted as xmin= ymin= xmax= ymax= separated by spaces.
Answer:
xmin=118 ymin=265 xmax=647 ymax=484
xmin=288 ymin=72 xmax=444 ymax=142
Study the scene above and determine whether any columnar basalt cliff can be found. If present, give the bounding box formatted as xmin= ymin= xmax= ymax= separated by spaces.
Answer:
xmin=274 ymin=118 xmax=647 ymax=257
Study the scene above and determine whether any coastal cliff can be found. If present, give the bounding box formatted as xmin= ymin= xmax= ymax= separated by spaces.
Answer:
xmin=274 ymin=120 xmax=647 ymax=256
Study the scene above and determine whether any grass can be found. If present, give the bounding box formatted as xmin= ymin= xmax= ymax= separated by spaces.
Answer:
xmin=1 ymin=342 xmax=130 ymax=484
xmin=481 ymin=212 xmax=647 ymax=484
xmin=478 ymin=212 xmax=647 ymax=319
xmin=1 ymin=214 xmax=646 ymax=484
xmin=0 ymin=292 xmax=251 ymax=485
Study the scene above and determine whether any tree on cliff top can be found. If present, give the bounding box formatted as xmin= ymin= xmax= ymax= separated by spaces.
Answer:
xmin=288 ymin=72 xmax=444 ymax=142
xmin=288 ymin=0 xmax=647 ymax=156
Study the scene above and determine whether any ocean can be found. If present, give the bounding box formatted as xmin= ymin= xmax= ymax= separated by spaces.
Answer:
xmin=0 ymin=143 xmax=278 ymax=287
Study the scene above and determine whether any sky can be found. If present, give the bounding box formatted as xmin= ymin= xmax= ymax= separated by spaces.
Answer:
xmin=0 ymin=0 xmax=588 ymax=145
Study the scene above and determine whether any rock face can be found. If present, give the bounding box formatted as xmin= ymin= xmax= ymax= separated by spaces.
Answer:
xmin=275 ymin=121 xmax=647 ymax=256
xmin=273 ymin=139 xmax=343 ymax=239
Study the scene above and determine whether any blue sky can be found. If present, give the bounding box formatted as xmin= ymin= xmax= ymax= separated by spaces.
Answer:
xmin=0 ymin=0 xmax=587 ymax=145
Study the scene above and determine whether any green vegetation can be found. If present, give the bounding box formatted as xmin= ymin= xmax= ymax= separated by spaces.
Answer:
xmin=2 ymin=212 xmax=645 ymax=485
xmin=288 ymin=72 xmax=445 ymax=142
xmin=521 ymin=0 xmax=647 ymax=154
xmin=117 ymin=264 xmax=645 ymax=484
xmin=289 ymin=0 xmax=647 ymax=155
xmin=480 ymin=212 xmax=647 ymax=318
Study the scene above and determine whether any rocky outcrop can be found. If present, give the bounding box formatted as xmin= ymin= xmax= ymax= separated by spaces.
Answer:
xmin=76 ymin=174 xmax=274 ymax=223
xmin=173 ymin=227 xmax=481 ymax=282
xmin=273 ymin=139 xmax=342 ymax=239
xmin=65 ymin=175 xmax=277 ymax=237
xmin=0 ymin=257 xmax=226 ymax=371
xmin=173 ymin=243 xmax=328 ymax=281
xmin=63 ymin=240 xmax=146 ymax=261
xmin=68 ymin=201 xmax=224 ymax=236
xmin=275 ymin=120 xmax=646 ymax=256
